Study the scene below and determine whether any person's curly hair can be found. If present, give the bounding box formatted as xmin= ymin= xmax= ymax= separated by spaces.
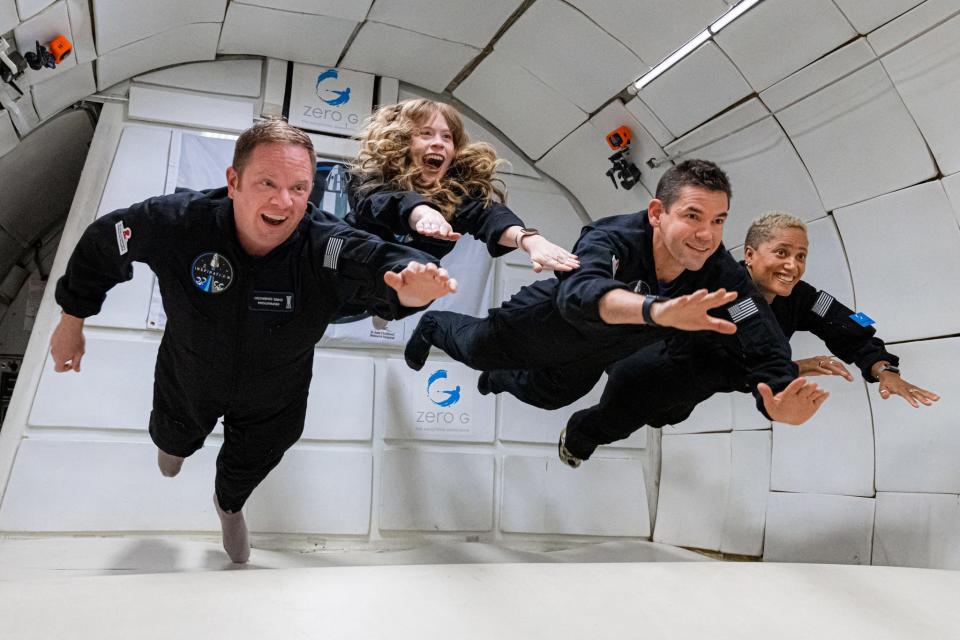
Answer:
xmin=350 ymin=99 xmax=506 ymax=220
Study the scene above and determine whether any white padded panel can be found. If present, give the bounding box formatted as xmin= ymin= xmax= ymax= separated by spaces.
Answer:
xmin=771 ymin=376 xmax=874 ymax=497
xmin=495 ymin=0 xmax=643 ymax=113
xmin=0 ymin=441 xmax=220 ymax=531
xmin=787 ymin=215 xmax=856 ymax=360
xmin=494 ymin=263 xmax=553 ymax=307
xmin=128 ymin=85 xmax=254 ymax=133
xmin=0 ymin=111 xmax=18 ymax=158
xmin=867 ymin=0 xmax=960 ymax=56
xmin=233 ymin=0 xmax=371 ymax=21
xmin=65 ymin=0 xmax=96 ymax=64
xmin=82 ymin=264 xmax=156 ymax=330
xmin=655 ymin=433 xmax=729 ymax=550
xmin=368 ymin=0 xmax=523 ymax=48
xmin=92 ymin=0 xmax=226 ymax=54
xmin=245 ymin=449 xmax=372 ymax=534
xmin=302 ymin=354 xmax=374 ymax=441
xmin=665 ymin=99 xmax=826 ymax=246
xmin=262 ymin=58 xmax=286 ymax=117
xmin=720 ymin=430 xmax=771 ymax=556
xmin=881 ymin=15 xmax=960 ymax=175
xmin=31 ymin=61 xmax=95 ymax=121
xmin=623 ymin=97 xmax=673 ymax=148
xmin=873 ymin=338 xmax=960 ymax=493
xmin=731 ymin=391 xmax=771 ymax=431
xmin=501 ymin=454 xmax=649 ymax=536
xmin=453 ymin=50 xmax=586 ymax=160
xmin=873 ymin=492 xmax=960 ymax=569
xmin=944 ymin=172 xmax=960 ymax=228
xmin=218 ymin=3 xmax=353 ymax=66
xmin=135 ymin=60 xmax=263 ymax=98
xmin=777 ymin=63 xmax=934 ymax=210
xmin=380 ymin=449 xmax=494 ymax=532
xmin=833 ymin=0 xmax=924 ymax=34
xmin=565 ymin=0 xmax=727 ymax=65
xmin=499 ymin=176 xmax=582 ymax=267
xmin=763 ymin=492 xmax=875 ymax=564
xmin=638 ymin=42 xmax=752 ymax=138
xmin=0 ymin=0 xmax=17 ymax=33
xmin=833 ymin=181 xmax=960 ymax=342
xmin=97 ymin=23 xmax=220 ymax=90
xmin=383 ymin=358 xmax=495 ymax=443
xmin=537 ymin=101 xmax=661 ymax=220
xmin=29 ymin=336 xmax=157 ymax=429
xmin=13 ymin=0 xmax=77 ymax=86
xmin=15 ymin=0 xmax=53 ymax=21
xmin=664 ymin=393 xmax=732 ymax=435
xmin=713 ymin=0 xmax=857 ymax=91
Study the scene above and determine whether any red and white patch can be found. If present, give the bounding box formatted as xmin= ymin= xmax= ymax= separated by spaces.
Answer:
xmin=115 ymin=221 xmax=131 ymax=255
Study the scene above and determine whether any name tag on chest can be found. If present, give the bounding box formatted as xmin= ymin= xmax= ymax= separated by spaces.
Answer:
xmin=249 ymin=291 xmax=295 ymax=312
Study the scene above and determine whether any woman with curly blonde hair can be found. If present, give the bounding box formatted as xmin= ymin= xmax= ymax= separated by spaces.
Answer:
xmin=347 ymin=98 xmax=578 ymax=272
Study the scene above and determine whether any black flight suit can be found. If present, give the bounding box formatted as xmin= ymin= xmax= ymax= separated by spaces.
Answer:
xmin=563 ymin=276 xmax=900 ymax=460
xmin=407 ymin=211 xmax=797 ymax=409
xmin=55 ymin=188 xmax=435 ymax=512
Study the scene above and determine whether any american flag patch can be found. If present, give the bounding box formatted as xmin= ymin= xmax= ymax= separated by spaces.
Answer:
xmin=323 ymin=236 xmax=344 ymax=270
xmin=728 ymin=298 xmax=759 ymax=323
xmin=812 ymin=291 xmax=834 ymax=317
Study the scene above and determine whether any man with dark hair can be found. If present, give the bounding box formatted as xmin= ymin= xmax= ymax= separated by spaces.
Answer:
xmin=403 ymin=160 xmax=827 ymax=457
xmin=49 ymin=118 xmax=458 ymax=563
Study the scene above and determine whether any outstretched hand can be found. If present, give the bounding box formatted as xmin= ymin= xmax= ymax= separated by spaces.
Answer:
xmin=521 ymin=234 xmax=580 ymax=273
xmin=877 ymin=372 xmax=939 ymax=408
xmin=796 ymin=355 xmax=854 ymax=381
xmin=758 ymin=377 xmax=829 ymax=425
xmin=410 ymin=204 xmax=462 ymax=241
xmin=385 ymin=261 xmax=458 ymax=308
xmin=649 ymin=288 xmax=738 ymax=334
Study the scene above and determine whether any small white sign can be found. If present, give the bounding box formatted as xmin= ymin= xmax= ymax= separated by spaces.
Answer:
xmin=289 ymin=64 xmax=375 ymax=136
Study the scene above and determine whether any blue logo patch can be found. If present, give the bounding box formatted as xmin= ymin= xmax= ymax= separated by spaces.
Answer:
xmin=315 ymin=69 xmax=351 ymax=106
xmin=850 ymin=312 xmax=875 ymax=327
xmin=427 ymin=369 xmax=461 ymax=407
xmin=191 ymin=252 xmax=233 ymax=294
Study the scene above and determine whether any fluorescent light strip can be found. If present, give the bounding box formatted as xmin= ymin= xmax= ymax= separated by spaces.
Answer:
xmin=633 ymin=29 xmax=710 ymax=91
xmin=710 ymin=0 xmax=763 ymax=33
xmin=631 ymin=0 xmax=764 ymax=92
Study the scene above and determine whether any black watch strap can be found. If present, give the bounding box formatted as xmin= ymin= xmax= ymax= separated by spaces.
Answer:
xmin=642 ymin=295 xmax=669 ymax=327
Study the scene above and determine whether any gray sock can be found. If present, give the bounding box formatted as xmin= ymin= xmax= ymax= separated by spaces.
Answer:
xmin=157 ymin=449 xmax=184 ymax=477
xmin=213 ymin=494 xmax=250 ymax=564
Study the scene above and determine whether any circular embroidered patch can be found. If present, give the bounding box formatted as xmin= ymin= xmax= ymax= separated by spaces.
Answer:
xmin=191 ymin=252 xmax=234 ymax=294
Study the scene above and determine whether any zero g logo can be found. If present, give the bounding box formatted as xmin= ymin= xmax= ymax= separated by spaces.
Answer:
xmin=426 ymin=369 xmax=460 ymax=407
xmin=315 ymin=68 xmax=351 ymax=106
xmin=191 ymin=252 xmax=234 ymax=294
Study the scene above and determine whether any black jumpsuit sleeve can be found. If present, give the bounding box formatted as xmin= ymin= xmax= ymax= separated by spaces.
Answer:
xmin=312 ymin=219 xmax=442 ymax=321
xmin=708 ymin=255 xmax=799 ymax=418
xmin=793 ymin=281 xmax=899 ymax=382
xmin=447 ymin=197 xmax=524 ymax=258
xmin=346 ymin=182 xmax=433 ymax=241
xmin=55 ymin=197 xmax=170 ymax=318
xmin=554 ymin=226 xmax=631 ymax=327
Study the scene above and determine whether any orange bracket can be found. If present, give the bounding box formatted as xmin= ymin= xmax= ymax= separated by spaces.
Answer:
xmin=49 ymin=35 xmax=72 ymax=65
xmin=605 ymin=125 xmax=632 ymax=151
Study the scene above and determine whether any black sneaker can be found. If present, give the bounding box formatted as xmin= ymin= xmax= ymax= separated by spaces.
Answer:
xmin=558 ymin=428 xmax=582 ymax=469
xmin=477 ymin=371 xmax=491 ymax=395
xmin=404 ymin=315 xmax=433 ymax=371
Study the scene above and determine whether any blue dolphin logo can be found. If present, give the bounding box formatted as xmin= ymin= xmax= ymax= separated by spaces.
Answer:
xmin=315 ymin=69 xmax=351 ymax=106
xmin=427 ymin=369 xmax=461 ymax=407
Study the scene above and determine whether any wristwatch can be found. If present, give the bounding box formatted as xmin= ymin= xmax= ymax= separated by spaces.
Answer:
xmin=515 ymin=227 xmax=540 ymax=250
xmin=642 ymin=295 xmax=669 ymax=327
xmin=876 ymin=363 xmax=900 ymax=377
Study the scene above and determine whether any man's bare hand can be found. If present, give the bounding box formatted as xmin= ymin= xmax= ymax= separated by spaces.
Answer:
xmin=50 ymin=313 xmax=86 ymax=373
xmin=758 ymin=377 xmax=829 ymax=425
xmin=385 ymin=261 xmax=458 ymax=308
xmin=650 ymin=288 xmax=738 ymax=334
xmin=796 ymin=355 xmax=854 ymax=380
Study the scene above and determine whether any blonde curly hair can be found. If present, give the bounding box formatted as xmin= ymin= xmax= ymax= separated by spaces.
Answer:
xmin=350 ymin=99 xmax=506 ymax=220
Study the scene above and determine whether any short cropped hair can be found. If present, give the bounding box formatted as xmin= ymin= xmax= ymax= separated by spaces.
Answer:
xmin=655 ymin=159 xmax=732 ymax=210
xmin=744 ymin=211 xmax=807 ymax=249
xmin=232 ymin=117 xmax=316 ymax=175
